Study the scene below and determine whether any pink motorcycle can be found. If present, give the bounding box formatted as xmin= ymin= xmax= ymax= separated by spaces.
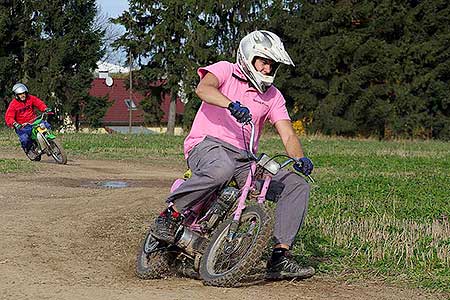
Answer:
xmin=136 ymin=121 xmax=312 ymax=287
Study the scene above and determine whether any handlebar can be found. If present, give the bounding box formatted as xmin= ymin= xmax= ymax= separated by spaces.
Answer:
xmin=247 ymin=121 xmax=257 ymax=160
xmin=245 ymin=121 xmax=315 ymax=182
xmin=19 ymin=111 xmax=52 ymax=127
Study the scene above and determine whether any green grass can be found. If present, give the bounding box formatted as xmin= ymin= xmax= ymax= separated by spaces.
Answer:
xmin=0 ymin=127 xmax=19 ymax=147
xmin=263 ymin=137 xmax=450 ymax=292
xmin=1 ymin=129 xmax=449 ymax=292
xmin=62 ymin=132 xmax=185 ymax=160
xmin=0 ymin=158 xmax=35 ymax=173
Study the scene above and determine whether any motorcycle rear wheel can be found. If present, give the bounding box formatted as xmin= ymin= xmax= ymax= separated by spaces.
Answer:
xmin=135 ymin=227 xmax=174 ymax=279
xmin=48 ymin=139 xmax=67 ymax=164
xmin=199 ymin=204 xmax=273 ymax=287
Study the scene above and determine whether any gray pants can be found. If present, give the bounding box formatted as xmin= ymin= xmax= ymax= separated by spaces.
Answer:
xmin=167 ymin=136 xmax=310 ymax=247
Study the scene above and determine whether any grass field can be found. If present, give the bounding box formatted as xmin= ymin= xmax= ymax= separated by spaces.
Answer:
xmin=1 ymin=128 xmax=449 ymax=292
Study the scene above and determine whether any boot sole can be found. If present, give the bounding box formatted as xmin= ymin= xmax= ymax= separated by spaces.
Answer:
xmin=266 ymin=268 xmax=315 ymax=280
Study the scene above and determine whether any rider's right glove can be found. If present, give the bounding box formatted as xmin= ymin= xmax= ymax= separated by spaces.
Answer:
xmin=12 ymin=122 xmax=22 ymax=130
xmin=293 ymin=157 xmax=314 ymax=176
xmin=44 ymin=107 xmax=52 ymax=113
xmin=228 ymin=101 xmax=252 ymax=124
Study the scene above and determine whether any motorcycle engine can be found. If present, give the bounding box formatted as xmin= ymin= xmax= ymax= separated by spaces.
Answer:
xmin=176 ymin=227 xmax=208 ymax=256
xmin=204 ymin=187 xmax=239 ymax=229
xmin=175 ymin=187 xmax=239 ymax=256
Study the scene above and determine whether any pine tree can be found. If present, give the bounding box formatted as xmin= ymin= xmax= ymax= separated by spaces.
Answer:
xmin=24 ymin=0 xmax=105 ymax=129
xmin=113 ymin=0 xmax=270 ymax=133
xmin=0 ymin=1 xmax=34 ymax=114
xmin=113 ymin=0 xmax=199 ymax=134
xmin=393 ymin=0 xmax=450 ymax=139
xmin=1 ymin=1 xmax=105 ymax=129
xmin=272 ymin=0 xmax=450 ymax=139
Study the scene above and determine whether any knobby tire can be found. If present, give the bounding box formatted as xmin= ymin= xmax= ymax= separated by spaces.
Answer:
xmin=135 ymin=227 xmax=173 ymax=279
xmin=48 ymin=139 xmax=67 ymax=164
xmin=199 ymin=204 xmax=273 ymax=287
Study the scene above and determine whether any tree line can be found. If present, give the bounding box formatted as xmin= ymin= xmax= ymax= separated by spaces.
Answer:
xmin=0 ymin=0 xmax=106 ymax=129
xmin=114 ymin=0 xmax=449 ymax=140
xmin=1 ymin=1 xmax=449 ymax=140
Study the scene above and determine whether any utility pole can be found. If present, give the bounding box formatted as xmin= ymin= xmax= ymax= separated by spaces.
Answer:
xmin=128 ymin=49 xmax=133 ymax=134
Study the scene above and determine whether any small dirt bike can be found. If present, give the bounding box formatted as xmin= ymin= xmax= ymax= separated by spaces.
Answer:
xmin=21 ymin=112 xmax=67 ymax=164
xmin=136 ymin=121 xmax=311 ymax=287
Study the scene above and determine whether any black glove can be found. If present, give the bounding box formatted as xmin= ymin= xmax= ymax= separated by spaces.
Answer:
xmin=228 ymin=101 xmax=252 ymax=124
xmin=44 ymin=107 xmax=52 ymax=113
xmin=13 ymin=122 xmax=22 ymax=130
xmin=293 ymin=157 xmax=314 ymax=176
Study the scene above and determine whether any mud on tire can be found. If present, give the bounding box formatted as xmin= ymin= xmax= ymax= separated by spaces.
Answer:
xmin=135 ymin=227 xmax=174 ymax=279
xmin=199 ymin=204 xmax=273 ymax=287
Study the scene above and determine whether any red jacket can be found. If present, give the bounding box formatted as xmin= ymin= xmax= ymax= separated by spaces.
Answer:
xmin=4 ymin=94 xmax=48 ymax=127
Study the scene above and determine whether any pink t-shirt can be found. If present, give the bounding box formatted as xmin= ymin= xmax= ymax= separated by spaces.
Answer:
xmin=183 ymin=61 xmax=290 ymax=158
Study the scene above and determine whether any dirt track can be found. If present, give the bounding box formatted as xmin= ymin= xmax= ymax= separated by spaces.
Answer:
xmin=0 ymin=154 xmax=447 ymax=300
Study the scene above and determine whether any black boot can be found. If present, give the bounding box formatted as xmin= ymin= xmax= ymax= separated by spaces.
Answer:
xmin=151 ymin=206 xmax=183 ymax=244
xmin=266 ymin=248 xmax=315 ymax=280
xmin=24 ymin=144 xmax=40 ymax=161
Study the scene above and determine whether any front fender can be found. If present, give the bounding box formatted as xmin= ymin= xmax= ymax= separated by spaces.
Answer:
xmin=45 ymin=132 xmax=56 ymax=139
xmin=36 ymin=132 xmax=48 ymax=150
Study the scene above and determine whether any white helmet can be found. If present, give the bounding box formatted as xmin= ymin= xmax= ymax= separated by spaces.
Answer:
xmin=12 ymin=83 xmax=29 ymax=100
xmin=236 ymin=30 xmax=294 ymax=93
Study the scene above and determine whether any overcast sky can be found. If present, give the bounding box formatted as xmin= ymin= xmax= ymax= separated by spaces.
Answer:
xmin=96 ymin=0 xmax=129 ymax=64
xmin=96 ymin=0 xmax=129 ymax=18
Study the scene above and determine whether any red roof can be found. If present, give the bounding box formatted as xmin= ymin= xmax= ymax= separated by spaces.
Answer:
xmin=89 ymin=78 xmax=184 ymax=125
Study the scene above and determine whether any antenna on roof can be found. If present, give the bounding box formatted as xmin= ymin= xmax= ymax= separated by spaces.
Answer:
xmin=105 ymin=76 xmax=114 ymax=87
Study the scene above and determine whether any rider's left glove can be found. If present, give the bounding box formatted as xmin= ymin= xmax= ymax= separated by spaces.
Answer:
xmin=12 ymin=122 xmax=22 ymax=130
xmin=293 ymin=157 xmax=314 ymax=176
xmin=44 ymin=107 xmax=52 ymax=113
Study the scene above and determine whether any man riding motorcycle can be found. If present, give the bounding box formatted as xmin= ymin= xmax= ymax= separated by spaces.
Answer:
xmin=4 ymin=83 xmax=52 ymax=159
xmin=152 ymin=30 xmax=315 ymax=280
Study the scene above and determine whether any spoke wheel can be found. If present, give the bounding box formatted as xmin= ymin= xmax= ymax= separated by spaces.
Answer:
xmin=199 ymin=205 xmax=273 ymax=287
xmin=47 ymin=139 xmax=67 ymax=164
xmin=135 ymin=227 xmax=175 ymax=279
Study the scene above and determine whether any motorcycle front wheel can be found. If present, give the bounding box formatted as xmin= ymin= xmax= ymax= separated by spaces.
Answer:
xmin=135 ymin=227 xmax=175 ymax=279
xmin=47 ymin=139 xmax=67 ymax=164
xmin=199 ymin=204 xmax=273 ymax=287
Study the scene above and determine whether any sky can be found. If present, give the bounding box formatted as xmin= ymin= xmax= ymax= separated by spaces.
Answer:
xmin=96 ymin=0 xmax=129 ymax=18
xmin=96 ymin=0 xmax=130 ymax=65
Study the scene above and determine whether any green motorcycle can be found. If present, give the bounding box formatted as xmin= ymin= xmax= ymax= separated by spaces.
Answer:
xmin=22 ymin=112 xmax=67 ymax=164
